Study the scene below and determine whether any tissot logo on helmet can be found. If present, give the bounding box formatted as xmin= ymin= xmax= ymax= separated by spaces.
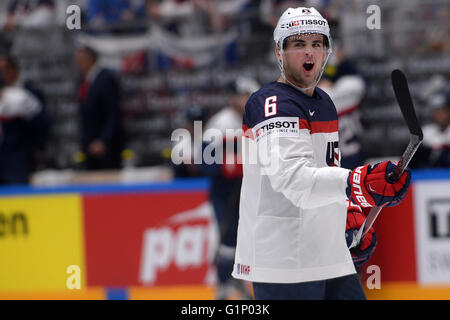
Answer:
xmin=280 ymin=19 xmax=327 ymax=29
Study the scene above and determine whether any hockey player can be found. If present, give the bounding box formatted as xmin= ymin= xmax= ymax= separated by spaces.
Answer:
xmin=202 ymin=76 xmax=259 ymax=299
xmin=232 ymin=7 xmax=411 ymax=300
xmin=420 ymin=92 xmax=450 ymax=167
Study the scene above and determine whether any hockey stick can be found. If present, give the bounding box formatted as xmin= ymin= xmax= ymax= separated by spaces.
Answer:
xmin=350 ymin=69 xmax=423 ymax=249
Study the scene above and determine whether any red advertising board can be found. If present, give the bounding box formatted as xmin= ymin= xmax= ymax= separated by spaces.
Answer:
xmin=83 ymin=191 xmax=217 ymax=287
xmin=361 ymin=187 xmax=417 ymax=282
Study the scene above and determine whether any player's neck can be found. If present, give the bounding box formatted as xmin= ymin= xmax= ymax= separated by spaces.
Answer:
xmin=277 ymin=76 xmax=315 ymax=97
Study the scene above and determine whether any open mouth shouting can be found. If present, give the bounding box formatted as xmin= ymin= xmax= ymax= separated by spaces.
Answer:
xmin=303 ymin=61 xmax=315 ymax=73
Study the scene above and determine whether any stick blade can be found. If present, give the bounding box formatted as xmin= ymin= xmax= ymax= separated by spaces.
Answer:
xmin=391 ymin=69 xmax=424 ymax=140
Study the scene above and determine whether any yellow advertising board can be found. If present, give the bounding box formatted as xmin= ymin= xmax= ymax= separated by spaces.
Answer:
xmin=0 ymin=194 xmax=85 ymax=292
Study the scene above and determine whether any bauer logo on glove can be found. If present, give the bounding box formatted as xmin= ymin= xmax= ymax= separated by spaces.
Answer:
xmin=346 ymin=161 xmax=411 ymax=208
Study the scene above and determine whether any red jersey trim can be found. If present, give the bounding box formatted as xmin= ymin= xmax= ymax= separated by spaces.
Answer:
xmin=242 ymin=124 xmax=254 ymax=140
xmin=310 ymin=120 xmax=339 ymax=134
xmin=337 ymin=105 xmax=359 ymax=117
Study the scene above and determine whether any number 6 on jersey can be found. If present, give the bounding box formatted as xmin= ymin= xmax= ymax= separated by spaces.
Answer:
xmin=264 ymin=96 xmax=277 ymax=117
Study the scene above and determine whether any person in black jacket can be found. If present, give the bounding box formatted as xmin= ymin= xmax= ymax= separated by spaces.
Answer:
xmin=75 ymin=45 xmax=124 ymax=170
xmin=0 ymin=54 xmax=50 ymax=184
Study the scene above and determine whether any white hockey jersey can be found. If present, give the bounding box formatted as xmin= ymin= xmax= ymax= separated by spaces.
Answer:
xmin=232 ymin=81 xmax=356 ymax=283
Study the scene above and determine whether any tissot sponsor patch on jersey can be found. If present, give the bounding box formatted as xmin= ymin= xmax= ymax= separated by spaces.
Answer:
xmin=252 ymin=117 xmax=301 ymax=141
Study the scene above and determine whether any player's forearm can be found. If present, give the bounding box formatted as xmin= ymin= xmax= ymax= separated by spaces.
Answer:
xmin=262 ymin=136 xmax=350 ymax=209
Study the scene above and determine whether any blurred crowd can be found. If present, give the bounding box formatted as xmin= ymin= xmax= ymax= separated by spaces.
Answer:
xmin=0 ymin=0 xmax=447 ymax=186
xmin=0 ymin=1 xmax=318 ymax=30
xmin=0 ymin=0 xmax=447 ymax=303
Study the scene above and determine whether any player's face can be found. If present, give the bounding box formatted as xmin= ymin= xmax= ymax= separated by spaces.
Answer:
xmin=432 ymin=107 xmax=450 ymax=128
xmin=0 ymin=58 xmax=17 ymax=85
xmin=281 ymin=33 xmax=327 ymax=88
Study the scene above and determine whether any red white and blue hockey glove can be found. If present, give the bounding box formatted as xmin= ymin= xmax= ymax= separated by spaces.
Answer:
xmin=346 ymin=161 xmax=411 ymax=208
xmin=345 ymin=203 xmax=377 ymax=268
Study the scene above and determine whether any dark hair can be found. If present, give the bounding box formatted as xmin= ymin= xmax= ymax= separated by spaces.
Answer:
xmin=78 ymin=46 xmax=98 ymax=62
xmin=0 ymin=54 xmax=19 ymax=70
xmin=0 ymin=72 xmax=4 ymax=89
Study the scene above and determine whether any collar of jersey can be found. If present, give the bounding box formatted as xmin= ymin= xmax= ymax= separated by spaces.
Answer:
xmin=274 ymin=81 xmax=323 ymax=100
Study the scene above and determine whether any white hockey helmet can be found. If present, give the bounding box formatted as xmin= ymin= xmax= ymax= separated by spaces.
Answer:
xmin=234 ymin=76 xmax=260 ymax=95
xmin=273 ymin=7 xmax=332 ymax=91
xmin=274 ymin=7 xmax=331 ymax=50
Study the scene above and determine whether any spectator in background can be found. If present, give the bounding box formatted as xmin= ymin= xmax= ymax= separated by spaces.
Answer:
xmin=0 ymin=70 xmax=49 ymax=184
xmin=414 ymin=92 xmax=450 ymax=168
xmin=87 ymin=0 xmax=135 ymax=31
xmin=4 ymin=0 xmax=55 ymax=30
xmin=0 ymin=54 xmax=47 ymax=106
xmin=171 ymin=105 xmax=207 ymax=178
xmin=260 ymin=0 xmax=309 ymax=28
xmin=0 ymin=54 xmax=51 ymax=174
xmin=75 ymin=45 xmax=124 ymax=170
xmin=214 ymin=0 xmax=252 ymax=18
xmin=202 ymin=76 xmax=259 ymax=300
xmin=319 ymin=41 xmax=366 ymax=170
xmin=146 ymin=0 xmax=193 ymax=25
xmin=209 ymin=0 xmax=257 ymax=51
xmin=146 ymin=0 xmax=224 ymax=35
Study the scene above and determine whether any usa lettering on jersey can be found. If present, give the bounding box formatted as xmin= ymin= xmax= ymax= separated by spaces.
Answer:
xmin=326 ymin=141 xmax=341 ymax=167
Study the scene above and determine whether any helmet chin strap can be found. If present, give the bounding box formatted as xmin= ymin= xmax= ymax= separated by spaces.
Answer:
xmin=278 ymin=45 xmax=331 ymax=94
